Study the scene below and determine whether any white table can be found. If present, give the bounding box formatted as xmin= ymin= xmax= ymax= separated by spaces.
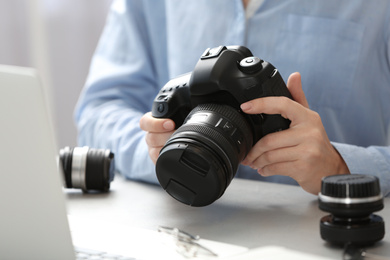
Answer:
xmin=66 ymin=175 xmax=390 ymax=259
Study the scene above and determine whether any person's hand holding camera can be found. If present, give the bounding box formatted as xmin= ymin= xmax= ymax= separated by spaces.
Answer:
xmin=139 ymin=112 xmax=175 ymax=164
xmin=241 ymin=72 xmax=350 ymax=195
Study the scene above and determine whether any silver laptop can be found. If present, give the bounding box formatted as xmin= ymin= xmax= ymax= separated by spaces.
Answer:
xmin=0 ymin=65 xmax=141 ymax=260
xmin=0 ymin=65 xmax=76 ymax=259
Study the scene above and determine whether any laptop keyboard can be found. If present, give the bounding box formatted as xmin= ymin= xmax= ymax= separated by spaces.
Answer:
xmin=74 ymin=247 xmax=137 ymax=260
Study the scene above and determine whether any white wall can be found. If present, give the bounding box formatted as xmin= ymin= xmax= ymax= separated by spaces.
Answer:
xmin=0 ymin=0 xmax=112 ymax=148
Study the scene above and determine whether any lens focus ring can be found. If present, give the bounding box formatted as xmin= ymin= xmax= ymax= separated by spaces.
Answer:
xmin=185 ymin=103 xmax=253 ymax=154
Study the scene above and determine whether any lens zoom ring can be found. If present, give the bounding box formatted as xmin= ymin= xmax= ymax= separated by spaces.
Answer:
xmin=190 ymin=104 xmax=251 ymax=136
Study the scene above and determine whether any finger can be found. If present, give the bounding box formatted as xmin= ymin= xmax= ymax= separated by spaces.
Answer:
xmin=257 ymin=161 xmax=322 ymax=194
xmin=242 ymin=128 xmax=302 ymax=165
xmin=145 ymin=131 xmax=175 ymax=147
xmin=287 ymin=72 xmax=309 ymax=108
xmin=140 ymin=112 xmax=175 ymax=132
xmin=240 ymin=96 xmax=307 ymax=123
xmin=250 ymin=146 xmax=299 ymax=170
xmin=148 ymin=147 xmax=161 ymax=164
xmin=258 ymin=161 xmax=294 ymax=177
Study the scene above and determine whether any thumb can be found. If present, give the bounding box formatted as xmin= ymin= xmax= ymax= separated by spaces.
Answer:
xmin=287 ymin=72 xmax=309 ymax=108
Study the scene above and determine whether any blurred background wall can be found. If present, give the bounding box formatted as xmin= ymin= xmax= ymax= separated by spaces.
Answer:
xmin=0 ymin=0 xmax=112 ymax=148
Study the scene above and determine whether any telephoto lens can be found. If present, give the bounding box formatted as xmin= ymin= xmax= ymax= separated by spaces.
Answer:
xmin=318 ymin=174 xmax=385 ymax=246
xmin=59 ymin=146 xmax=115 ymax=192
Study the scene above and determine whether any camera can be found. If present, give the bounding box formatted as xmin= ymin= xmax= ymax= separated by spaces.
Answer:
xmin=319 ymin=174 xmax=385 ymax=246
xmin=59 ymin=146 xmax=115 ymax=192
xmin=152 ymin=46 xmax=292 ymax=206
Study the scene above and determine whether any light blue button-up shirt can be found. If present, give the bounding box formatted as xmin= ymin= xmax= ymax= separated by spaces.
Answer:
xmin=75 ymin=0 xmax=390 ymax=196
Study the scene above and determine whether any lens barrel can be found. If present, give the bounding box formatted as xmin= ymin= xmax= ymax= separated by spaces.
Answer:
xmin=156 ymin=103 xmax=253 ymax=206
xmin=59 ymin=146 xmax=115 ymax=192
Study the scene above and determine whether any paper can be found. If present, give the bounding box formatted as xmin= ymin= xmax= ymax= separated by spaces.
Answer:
xmin=68 ymin=216 xmax=334 ymax=259
xmin=67 ymin=215 xmax=248 ymax=259
xmin=224 ymin=246 xmax=335 ymax=260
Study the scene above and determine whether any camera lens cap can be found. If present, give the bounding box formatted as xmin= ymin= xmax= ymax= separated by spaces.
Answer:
xmin=321 ymin=174 xmax=381 ymax=198
xmin=239 ymin=57 xmax=263 ymax=74
xmin=156 ymin=141 xmax=228 ymax=207
xmin=319 ymin=174 xmax=384 ymax=216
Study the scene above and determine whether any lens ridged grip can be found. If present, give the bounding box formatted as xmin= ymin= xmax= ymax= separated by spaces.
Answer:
xmin=321 ymin=174 xmax=381 ymax=198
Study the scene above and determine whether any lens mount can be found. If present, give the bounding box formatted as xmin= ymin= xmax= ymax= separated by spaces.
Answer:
xmin=318 ymin=193 xmax=384 ymax=204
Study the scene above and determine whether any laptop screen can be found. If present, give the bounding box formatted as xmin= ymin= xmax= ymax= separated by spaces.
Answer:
xmin=0 ymin=65 xmax=75 ymax=260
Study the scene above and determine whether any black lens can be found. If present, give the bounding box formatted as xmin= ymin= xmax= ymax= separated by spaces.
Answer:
xmin=59 ymin=146 xmax=115 ymax=192
xmin=318 ymin=174 xmax=385 ymax=246
xmin=156 ymin=103 xmax=253 ymax=206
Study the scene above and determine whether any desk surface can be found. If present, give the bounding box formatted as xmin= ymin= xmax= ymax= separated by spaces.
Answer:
xmin=65 ymin=175 xmax=390 ymax=259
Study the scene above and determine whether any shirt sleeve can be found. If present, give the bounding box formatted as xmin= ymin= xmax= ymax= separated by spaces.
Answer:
xmin=74 ymin=0 xmax=163 ymax=184
xmin=333 ymin=142 xmax=390 ymax=197
xmin=337 ymin=10 xmax=390 ymax=197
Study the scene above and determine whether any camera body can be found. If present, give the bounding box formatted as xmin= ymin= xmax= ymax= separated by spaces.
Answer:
xmin=152 ymin=46 xmax=292 ymax=206
xmin=153 ymin=46 xmax=292 ymax=140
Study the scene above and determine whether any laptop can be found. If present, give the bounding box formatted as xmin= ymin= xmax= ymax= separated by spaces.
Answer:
xmin=0 ymin=65 xmax=76 ymax=259
xmin=0 ymin=65 xmax=151 ymax=260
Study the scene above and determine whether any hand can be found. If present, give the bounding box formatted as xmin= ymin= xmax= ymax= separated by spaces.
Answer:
xmin=240 ymin=72 xmax=350 ymax=195
xmin=139 ymin=112 xmax=175 ymax=164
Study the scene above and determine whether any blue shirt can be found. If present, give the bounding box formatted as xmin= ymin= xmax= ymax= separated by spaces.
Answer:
xmin=75 ymin=0 xmax=390 ymax=196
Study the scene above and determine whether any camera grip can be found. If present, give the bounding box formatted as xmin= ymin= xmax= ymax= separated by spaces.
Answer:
xmin=152 ymin=73 xmax=192 ymax=127
xmin=258 ymin=69 xmax=292 ymax=137
xmin=261 ymin=114 xmax=291 ymax=137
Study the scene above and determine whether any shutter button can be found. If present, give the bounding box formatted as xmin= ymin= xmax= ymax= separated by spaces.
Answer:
xmin=239 ymin=57 xmax=263 ymax=74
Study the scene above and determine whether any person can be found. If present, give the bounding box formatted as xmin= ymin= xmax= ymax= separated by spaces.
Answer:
xmin=74 ymin=0 xmax=390 ymax=197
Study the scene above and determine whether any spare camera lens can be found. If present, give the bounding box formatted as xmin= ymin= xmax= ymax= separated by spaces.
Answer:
xmin=318 ymin=174 xmax=385 ymax=246
xmin=59 ymin=146 xmax=115 ymax=192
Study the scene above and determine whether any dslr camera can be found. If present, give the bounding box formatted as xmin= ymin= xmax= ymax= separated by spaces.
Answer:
xmin=152 ymin=46 xmax=292 ymax=206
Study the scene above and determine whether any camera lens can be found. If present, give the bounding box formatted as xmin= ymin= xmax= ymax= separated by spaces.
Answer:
xmin=156 ymin=103 xmax=253 ymax=206
xmin=59 ymin=146 xmax=115 ymax=192
xmin=318 ymin=174 xmax=385 ymax=246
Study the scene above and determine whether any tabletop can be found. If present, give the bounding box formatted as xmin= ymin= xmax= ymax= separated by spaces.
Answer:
xmin=65 ymin=175 xmax=390 ymax=259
